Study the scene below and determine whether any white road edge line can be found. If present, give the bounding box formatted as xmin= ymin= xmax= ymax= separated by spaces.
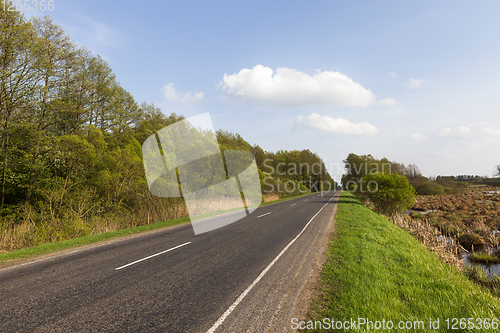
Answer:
xmin=257 ymin=212 xmax=271 ymax=218
xmin=206 ymin=191 xmax=335 ymax=333
xmin=115 ymin=242 xmax=191 ymax=271
xmin=290 ymin=203 xmax=296 ymax=206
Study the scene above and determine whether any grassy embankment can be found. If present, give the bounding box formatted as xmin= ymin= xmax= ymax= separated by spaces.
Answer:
xmin=0 ymin=191 xmax=315 ymax=264
xmin=307 ymin=191 xmax=500 ymax=332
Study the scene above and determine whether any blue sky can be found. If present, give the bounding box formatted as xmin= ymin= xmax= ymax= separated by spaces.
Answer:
xmin=27 ymin=0 xmax=500 ymax=181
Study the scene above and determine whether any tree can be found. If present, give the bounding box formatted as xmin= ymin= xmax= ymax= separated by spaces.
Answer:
xmin=496 ymin=164 xmax=500 ymax=177
xmin=404 ymin=164 xmax=422 ymax=180
xmin=25 ymin=16 xmax=76 ymax=204
xmin=0 ymin=10 xmax=39 ymax=210
xmin=363 ymin=173 xmax=416 ymax=215
xmin=251 ymin=145 xmax=267 ymax=170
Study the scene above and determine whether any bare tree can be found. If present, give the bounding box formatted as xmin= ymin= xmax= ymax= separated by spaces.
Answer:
xmin=404 ymin=163 xmax=422 ymax=180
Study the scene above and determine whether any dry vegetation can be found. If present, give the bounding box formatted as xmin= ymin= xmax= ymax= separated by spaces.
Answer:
xmin=379 ymin=187 xmax=500 ymax=283
xmin=411 ymin=187 xmax=500 ymax=252
xmin=262 ymin=193 xmax=280 ymax=202
xmin=0 ymin=195 xmax=189 ymax=253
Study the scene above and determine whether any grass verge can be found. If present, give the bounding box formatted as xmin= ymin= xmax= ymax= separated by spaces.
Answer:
xmin=307 ymin=191 xmax=500 ymax=332
xmin=0 ymin=191 xmax=319 ymax=265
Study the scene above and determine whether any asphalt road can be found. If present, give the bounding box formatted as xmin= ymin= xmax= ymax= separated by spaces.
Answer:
xmin=0 ymin=190 xmax=338 ymax=332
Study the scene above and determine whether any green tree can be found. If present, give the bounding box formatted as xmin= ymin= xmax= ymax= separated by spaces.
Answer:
xmin=25 ymin=16 xmax=76 ymax=204
xmin=251 ymin=145 xmax=267 ymax=170
xmin=363 ymin=173 xmax=416 ymax=215
xmin=1 ymin=10 xmax=42 ymax=211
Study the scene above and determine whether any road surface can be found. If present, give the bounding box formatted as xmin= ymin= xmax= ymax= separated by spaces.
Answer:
xmin=0 ymin=190 xmax=338 ymax=332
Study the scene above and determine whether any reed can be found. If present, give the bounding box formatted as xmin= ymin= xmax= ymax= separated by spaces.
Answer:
xmin=0 ymin=194 xmax=190 ymax=252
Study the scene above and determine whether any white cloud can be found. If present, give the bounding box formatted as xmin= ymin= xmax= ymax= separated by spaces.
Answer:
xmin=412 ymin=133 xmax=429 ymax=141
xmin=438 ymin=126 xmax=472 ymax=138
xmin=388 ymin=72 xmax=398 ymax=78
xmin=438 ymin=123 xmax=500 ymax=139
xmin=295 ymin=113 xmax=379 ymax=135
xmin=481 ymin=124 xmax=500 ymax=138
xmin=405 ymin=78 xmax=424 ymax=88
xmin=161 ymin=83 xmax=205 ymax=103
xmin=432 ymin=151 xmax=460 ymax=159
xmin=218 ymin=65 xmax=376 ymax=108
xmin=376 ymin=97 xmax=397 ymax=106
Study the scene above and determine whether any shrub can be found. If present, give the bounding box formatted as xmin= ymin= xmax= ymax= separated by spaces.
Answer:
xmin=445 ymin=214 xmax=460 ymax=222
xmin=363 ymin=173 xmax=416 ymax=215
xmin=469 ymin=252 xmax=500 ymax=264
xmin=459 ymin=232 xmax=485 ymax=249
xmin=429 ymin=216 xmax=441 ymax=226
xmin=440 ymin=223 xmax=457 ymax=235
xmin=410 ymin=211 xmax=425 ymax=219
xmin=414 ymin=181 xmax=445 ymax=195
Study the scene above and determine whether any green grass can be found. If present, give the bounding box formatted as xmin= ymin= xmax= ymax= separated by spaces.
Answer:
xmin=307 ymin=191 xmax=500 ymax=332
xmin=0 ymin=191 xmax=319 ymax=264
xmin=469 ymin=252 xmax=500 ymax=264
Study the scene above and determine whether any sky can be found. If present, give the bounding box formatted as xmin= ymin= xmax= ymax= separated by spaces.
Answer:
xmin=25 ymin=0 xmax=500 ymax=182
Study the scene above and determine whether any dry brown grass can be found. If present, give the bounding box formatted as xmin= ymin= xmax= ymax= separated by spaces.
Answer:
xmin=0 ymin=194 xmax=190 ymax=252
xmin=388 ymin=187 xmax=500 ymax=272
xmin=262 ymin=193 xmax=280 ymax=202
xmin=184 ymin=197 xmax=249 ymax=217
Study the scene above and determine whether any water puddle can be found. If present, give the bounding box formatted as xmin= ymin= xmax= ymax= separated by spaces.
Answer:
xmin=485 ymin=191 xmax=500 ymax=195
xmin=437 ymin=235 xmax=452 ymax=244
xmin=404 ymin=209 xmax=438 ymax=215
xmin=463 ymin=255 xmax=500 ymax=278
xmin=461 ymin=246 xmax=500 ymax=278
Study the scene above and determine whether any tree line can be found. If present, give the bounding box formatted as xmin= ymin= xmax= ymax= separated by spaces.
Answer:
xmin=342 ymin=153 xmax=500 ymax=196
xmin=0 ymin=10 xmax=333 ymax=251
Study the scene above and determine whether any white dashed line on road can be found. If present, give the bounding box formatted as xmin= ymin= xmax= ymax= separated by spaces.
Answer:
xmin=115 ymin=242 xmax=191 ymax=270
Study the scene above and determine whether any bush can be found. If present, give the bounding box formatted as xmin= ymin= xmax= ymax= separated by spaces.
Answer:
xmin=414 ymin=181 xmax=445 ymax=195
xmin=459 ymin=232 xmax=485 ymax=249
xmin=409 ymin=211 xmax=424 ymax=219
xmin=362 ymin=173 xmax=416 ymax=215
